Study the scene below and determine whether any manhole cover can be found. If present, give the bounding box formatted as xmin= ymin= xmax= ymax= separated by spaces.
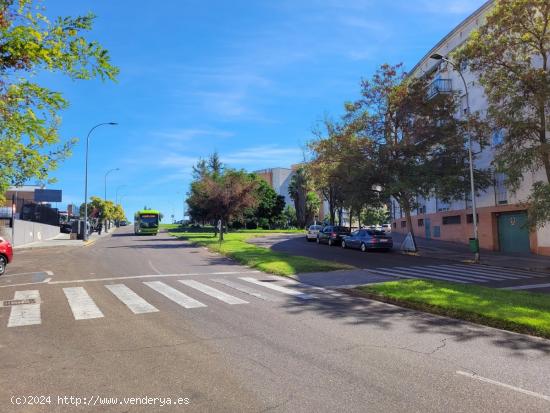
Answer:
xmin=1 ymin=299 xmax=37 ymax=307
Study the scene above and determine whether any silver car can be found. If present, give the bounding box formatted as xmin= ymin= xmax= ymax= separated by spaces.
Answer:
xmin=306 ymin=225 xmax=323 ymax=242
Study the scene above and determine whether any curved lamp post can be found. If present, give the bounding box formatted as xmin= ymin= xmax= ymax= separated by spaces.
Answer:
xmin=84 ymin=122 xmax=117 ymax=241
xmin=430 ymin=54 xmax=479 ymax=263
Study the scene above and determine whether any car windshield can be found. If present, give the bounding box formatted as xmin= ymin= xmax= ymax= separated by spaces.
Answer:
xmin=309 ymin=225 xmax=322 ymax=230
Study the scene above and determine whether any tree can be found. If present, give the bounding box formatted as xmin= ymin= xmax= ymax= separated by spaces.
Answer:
xmin=305 ymin=191 xmax=320 ymax=224
xmin=288 ymin=167 xmax=314 ymax=228
xmin=249 ymin=176 xmax=286 ymax=228
xmin=0 ymin=0 xmax=118 ymax=201
xmin=345 ymin=63 xmax=491 ymax=247
xmin=457 ymin=0 xmax=550 ymax=228
xmin=283 ymin=205 xmax=297 ymax=227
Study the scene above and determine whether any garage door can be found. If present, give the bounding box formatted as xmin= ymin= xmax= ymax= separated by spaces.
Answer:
xmin=498 ymin=212 xmax=530 ymax=253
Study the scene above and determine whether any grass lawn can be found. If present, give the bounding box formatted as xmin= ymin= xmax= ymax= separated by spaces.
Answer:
xmin=358 ymin=280 xmax=550 ymax=339
xmin=168 ymin=228 xmax=353 ymax=276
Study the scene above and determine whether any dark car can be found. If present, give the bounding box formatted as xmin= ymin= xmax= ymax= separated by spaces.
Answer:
xmin=341 ymin=229 xmax=393 ymax=252
xmin=0 ymin=236 xmax=14 ymax=275
xmin=317 ymin=225 xmax=351 ymax=246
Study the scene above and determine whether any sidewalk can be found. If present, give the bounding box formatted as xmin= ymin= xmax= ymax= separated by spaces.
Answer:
xmin=392 ymin=233 xmax=550 ymax=273
xmin=13 ymin=228 xmax=116 ymax=250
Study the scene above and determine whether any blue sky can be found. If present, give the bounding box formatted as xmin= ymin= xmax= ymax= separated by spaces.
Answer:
xmin=41 ymin=0 xmax=485 ymax=221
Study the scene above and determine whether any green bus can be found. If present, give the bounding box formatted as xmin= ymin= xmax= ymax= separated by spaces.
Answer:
xmin=134 ymin=210 xmax=160 ymax=235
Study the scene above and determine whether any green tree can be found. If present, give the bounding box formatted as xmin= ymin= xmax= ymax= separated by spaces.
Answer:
xmin=288 ymin=167 xmax=314 ymax=228
xmin=0 ymin=0 xmax=118 ymax=201
xmin=457 ymin=0 xmax=550 ymax=228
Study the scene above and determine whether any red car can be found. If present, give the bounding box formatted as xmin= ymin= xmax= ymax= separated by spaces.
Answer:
xmin=0 ymin=237 xmax=13 ymax=275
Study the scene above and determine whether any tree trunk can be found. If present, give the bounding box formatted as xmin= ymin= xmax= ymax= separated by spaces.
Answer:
xmin=402 ymin=197 xmax=417 ymax=252
xmin=219 ymin=218 xmax=224 ymax=242
xmin=349 ymin=208 xmax=353 ymax=231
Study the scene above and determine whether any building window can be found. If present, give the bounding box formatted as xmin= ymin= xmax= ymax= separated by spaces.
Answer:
xmin=418 ymin=219 xmax=424 ymax=227
xmin=494 ymin=173 xmax=508 ymax=205
xmin=401 ymin=220 xmax=407 ymax=228
xmin=442 ymin=215 xmax=461 ymax=225
xmin=466 ymin=214 xmax=479 ymax=224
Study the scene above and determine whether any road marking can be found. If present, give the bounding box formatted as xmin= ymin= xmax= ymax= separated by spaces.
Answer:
xmin=178 ymin=280 xmax=248 ymax=305
xmin=456 ymin=371 xmax=550 ymax=402
xmin=144 ymin=281 xmax=206 ymax=309
xmin=393 ymin=266 xmax=488 ymax=283
xmin=370 ymin=267 xmax=469 ymax=283
xmin=422 ymin=266 xmax=521 ymax=281
xmin=501 ymin=283 xmax=550 ymax=291
xmin=2 ymin=271 xmax=52 ymax=278
xmin=148 ymin=260 xmax=162 ymax=275
xmin=7 ymin=290 xmax=41 ymax=327
xmin=211 ymin=278 xmax=280 ymax=301
xmin=105 ymin=284 xmax=159 ymax=314
xmin=452 ymin=264 xmax=547 ymax=278
xmin=409 ymin=266 xmax=505 ymax=282
xmin=63 ymin=287 xmax=104 ymax=320
xmin=239 ymin=277 xmax=312 ymax=299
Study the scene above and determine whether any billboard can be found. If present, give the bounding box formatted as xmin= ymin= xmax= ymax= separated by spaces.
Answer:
xmin=34 ymin=189 xmax=62 ymax=203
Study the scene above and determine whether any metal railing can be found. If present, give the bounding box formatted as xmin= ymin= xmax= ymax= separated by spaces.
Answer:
xmin=427 ymin=78 xmax=452 ymax=99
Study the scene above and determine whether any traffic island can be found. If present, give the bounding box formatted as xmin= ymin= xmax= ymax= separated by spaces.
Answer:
xmin=354 ymin=280 xmax=550 ymax=339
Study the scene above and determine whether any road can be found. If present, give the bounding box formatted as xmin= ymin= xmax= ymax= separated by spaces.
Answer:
xmin=1 ymin=227 xmax=549 ymax=412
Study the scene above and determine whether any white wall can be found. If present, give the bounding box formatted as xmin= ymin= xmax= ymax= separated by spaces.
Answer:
xmin=0 ymin=219 xmax=60 ymax=246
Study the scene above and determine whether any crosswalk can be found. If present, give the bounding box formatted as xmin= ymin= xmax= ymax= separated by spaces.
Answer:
xmin=367 ymin=264 xmax=547 ymax=284
xmin=3 ymin=276 xmax=314 ymax=328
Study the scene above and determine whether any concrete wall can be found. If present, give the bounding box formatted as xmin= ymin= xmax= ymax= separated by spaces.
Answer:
xmin=0 ymin=219 xmax=60 ymax=246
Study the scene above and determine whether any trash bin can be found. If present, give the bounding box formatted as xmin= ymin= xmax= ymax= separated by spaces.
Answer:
xmin=77 ymin=220 xmax=86 ymax=240
xmin=469 ymin=238 xmax=479 ymax=253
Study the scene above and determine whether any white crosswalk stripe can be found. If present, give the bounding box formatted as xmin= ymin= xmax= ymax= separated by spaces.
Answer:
xmin=105 ymin=284 xmax=159 ymax=314
xmin=368 ymin=264 xmax=547 ymax=284
xmin=239 ymin=277 xmax=313 ymax=299
xmin=178 ymin=280 xmax=248 ymax=305
xmin=211 ymin=278 xmax=281 ymax=301
xmin=63 ymin=287 xmax=104 ymax=320
xmin=7 ymin=290 xmax=41 ymax=327
xmin=144 ymin=281 xmax=206 ymax=309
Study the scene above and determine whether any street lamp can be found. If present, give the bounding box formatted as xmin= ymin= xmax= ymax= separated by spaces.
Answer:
xmin=115 ymin=185 xmax=126 ymax=205
xmin=84 ymin=122 xmax=117 ymax=241
xmin=104 ymin=168 xmax=120 ymax=201
xmin=430 ymin=53 xmax=479 ymax=263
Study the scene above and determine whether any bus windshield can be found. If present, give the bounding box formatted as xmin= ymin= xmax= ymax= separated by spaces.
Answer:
xmin=139 ymin=215 xmax=158 ymax=228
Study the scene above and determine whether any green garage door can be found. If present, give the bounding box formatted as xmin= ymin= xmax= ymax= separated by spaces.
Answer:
xmin=498 ymin=212 xmax=530 ymax=253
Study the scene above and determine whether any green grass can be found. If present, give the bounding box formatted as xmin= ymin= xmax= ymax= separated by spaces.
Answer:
xmin=358 ymin=280 xmax=550 ymax=338
xmin=168 ymin=229 xmax=353 ymax=276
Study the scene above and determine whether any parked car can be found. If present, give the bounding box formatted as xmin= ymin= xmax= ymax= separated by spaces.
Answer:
xmin=0 ymin=236 xmax=14 ymax=275
xmin=306 ymin=224 xmax=323 ymax=242
xmin=317 ymin=225 xmax=351 ymax=246
xmin=341 ymin=229 xmax=393 ymax=252
xmin=381 ymin=223 xmax=392 ymax=233
xmin=119 ymin=220 xmax=128 ymax=226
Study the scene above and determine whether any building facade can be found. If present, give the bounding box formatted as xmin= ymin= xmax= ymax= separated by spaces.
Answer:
xmin=390 ymin=0 xmax=550 ymax=256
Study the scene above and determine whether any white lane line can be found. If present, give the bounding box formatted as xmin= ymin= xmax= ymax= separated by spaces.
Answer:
xmin=501 ymin=283 xmax=550 ymax=291
xmin=372 ymin=267 xmax=469 ymax=283
xmin=212 ymin=278 xmax=280 ymax=301
xmin=148 ymin=260 xmax=162 ymax=275
xmin=423 ymin=265 xmax=521 ymax=280
xmin=46 ymin=271 xmax=261 ymax=286
xmin=105 ymin=284 xmax=159 ymax=314
xmin=392 ymin=267 xmax=473 ymax=283
xmin=45 ymin=270 xmax=54 ymax=276
xmin=7 ymin=290 xmax=41 ymax=327
xmin=453 ymin=265 xmax=546 ymax=278
xmin=410 ymin=267 xmax=503 ymax=282
xmin=456 ymin=371 xmax=550 ymax=402
xmin=63 ymin=287 xmax=104 ymax=320
xmin=367 ymin=268 xmax=418 ymax=280
xmin=400 ymin=267 xmax=491 ymax=283
xmin=178 ymin=280 xmax=248 ymax=305
xmin=144 ymin=281 xmax=206 ymax=309
xmin=239 ymin=277 xmax=312 ymax=299
xmin=443 ymin=265 xmax=529 ymax=279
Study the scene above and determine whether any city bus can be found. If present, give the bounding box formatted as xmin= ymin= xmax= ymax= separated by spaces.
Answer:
xmin=134 ymin=210 xmax=160 ymax=235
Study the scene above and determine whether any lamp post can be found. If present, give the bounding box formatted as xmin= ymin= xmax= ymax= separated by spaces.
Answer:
xmin=115 ymin=185 xmax=126 ymax=205
xmin=104 ymin=168 xmax=120 ymax=201
xmin=84 ymin=122 xmax=117 ymax=241
xmin=430 ymin=53 xmax=479 ymax=263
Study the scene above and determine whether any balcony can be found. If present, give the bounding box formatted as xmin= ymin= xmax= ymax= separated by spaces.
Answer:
xmin=427 ymin=78 xmax=452 ymax=99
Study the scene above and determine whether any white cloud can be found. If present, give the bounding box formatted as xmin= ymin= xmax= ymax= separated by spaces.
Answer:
xmin=415 ymin=0 xmax=482 ymax=15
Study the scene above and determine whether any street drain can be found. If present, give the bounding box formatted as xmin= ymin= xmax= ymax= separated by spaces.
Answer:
xmin=1 ymin=299 xmax=37 ymax=307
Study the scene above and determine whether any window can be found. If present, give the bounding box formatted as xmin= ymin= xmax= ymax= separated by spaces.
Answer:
xmin=418 ymin=218 xmax=424 ymax=227
xmin=401 ymin=220 xmax=406 ymax=228
xmin=466 ymin=214 xmax=479 ymax=224
xmin=442 ymin=215 xmax=461 ymax=225
xmin=494 ymin=173 xmax=508 ymax=205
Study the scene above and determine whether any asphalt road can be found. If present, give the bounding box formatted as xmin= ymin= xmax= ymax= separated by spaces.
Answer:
xmin=1 ymin=227 xmax=549 ymax=412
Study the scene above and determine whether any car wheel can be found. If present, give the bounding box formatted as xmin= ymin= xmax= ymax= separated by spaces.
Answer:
xmin=328 ymin=239 xmax=333 ymax=247
xmin=360 ymin=243 xmax=367 ymax=252
xmin=0 ymin=256 xmax=6 ymax=276
xmin=341 ymin=240 xmax=346 ymax=249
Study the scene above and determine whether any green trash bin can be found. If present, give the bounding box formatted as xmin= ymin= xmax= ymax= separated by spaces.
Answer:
xmin=469 ymin=238 xmax=479 ymax=253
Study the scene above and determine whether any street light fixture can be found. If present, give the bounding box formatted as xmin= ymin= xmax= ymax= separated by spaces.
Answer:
xmin=83 ymin=122 xmax=117 ymax=241
xmin=104 ymin=168 xmax=120 ymax=201
xmin=430 ymin=53 xmax=479 ymax=263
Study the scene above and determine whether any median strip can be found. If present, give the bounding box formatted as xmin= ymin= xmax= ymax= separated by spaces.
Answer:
xmin=355 ymin=279 xmax=550 ymax=339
